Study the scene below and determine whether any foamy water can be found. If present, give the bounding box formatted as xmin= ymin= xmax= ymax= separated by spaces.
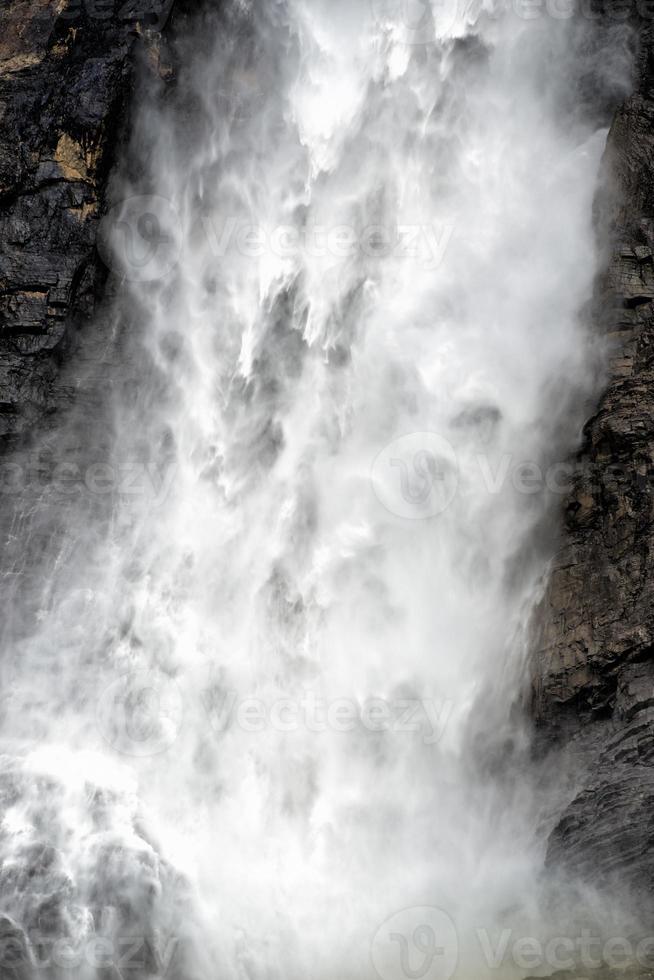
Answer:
xmin=0 ymin=2 xmax=633 ymax=978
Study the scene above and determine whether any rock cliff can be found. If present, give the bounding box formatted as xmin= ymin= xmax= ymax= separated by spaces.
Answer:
xmin=0 ymin=0 xmax=175 ymax=445
xmin=534 ymin=18 xmax=654 ymax=917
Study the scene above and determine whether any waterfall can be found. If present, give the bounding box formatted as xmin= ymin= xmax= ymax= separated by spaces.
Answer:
xmin=0 ymin=1 xmax=632 ymax=978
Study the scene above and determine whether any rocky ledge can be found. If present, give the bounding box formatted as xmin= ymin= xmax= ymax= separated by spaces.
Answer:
xmin=533 ymin=20 xmax=654 ymax=918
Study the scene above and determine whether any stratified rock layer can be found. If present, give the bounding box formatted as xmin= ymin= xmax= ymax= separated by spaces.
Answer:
xmin=534 ymin=21 xmax=654 ymax=911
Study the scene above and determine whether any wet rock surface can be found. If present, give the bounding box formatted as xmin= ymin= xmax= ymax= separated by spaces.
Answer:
xmin=534 ymin=21 xmax=654 ymax=915
xmin=0 ymin=0 xmax=175 ymax=445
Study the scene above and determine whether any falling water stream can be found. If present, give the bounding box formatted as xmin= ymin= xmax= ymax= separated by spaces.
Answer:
xmin=0 ymin=1 xmax=634 ymax=978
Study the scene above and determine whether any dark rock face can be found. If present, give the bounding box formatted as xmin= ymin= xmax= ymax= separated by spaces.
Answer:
xmin=534 ymin=22 xmax=654 ymax=915
xmin=0 ymin=0 xmax=174 ymax=445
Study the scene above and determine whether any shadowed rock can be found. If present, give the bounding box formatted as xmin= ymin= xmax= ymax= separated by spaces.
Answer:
xmin=533 ymin=20 xmax=654 ymax=919
xmin=0 ymin=0 xmax=175 ymax=445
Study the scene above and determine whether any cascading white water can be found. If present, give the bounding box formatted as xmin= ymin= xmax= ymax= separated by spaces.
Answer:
xmin=0 ymin=1 xmax=633 ymax=978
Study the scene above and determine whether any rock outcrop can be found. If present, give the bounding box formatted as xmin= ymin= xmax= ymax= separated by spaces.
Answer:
xmin=534 ymin=19 xmax=654 ymax=915
xmin=0 ymin=0 xmax=175 ymax=445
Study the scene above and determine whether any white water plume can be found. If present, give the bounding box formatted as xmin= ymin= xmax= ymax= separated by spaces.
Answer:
xmin=0 ymin=1 xmax=635 ymax=978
